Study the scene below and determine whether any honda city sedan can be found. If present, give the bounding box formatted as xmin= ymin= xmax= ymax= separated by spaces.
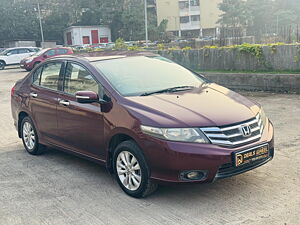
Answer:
xmin=11 ymin=54 xmax=274 ymax=198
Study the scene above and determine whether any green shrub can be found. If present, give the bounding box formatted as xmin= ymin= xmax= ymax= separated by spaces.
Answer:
xmin=114 ymin=38 xmax=128 ymax=50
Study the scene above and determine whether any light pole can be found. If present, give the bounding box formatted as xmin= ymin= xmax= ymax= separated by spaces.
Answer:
xmin=144 ymin=0 xmax=149 ymax=47
xmin=37 ymin=1 xmax=44 ymax=48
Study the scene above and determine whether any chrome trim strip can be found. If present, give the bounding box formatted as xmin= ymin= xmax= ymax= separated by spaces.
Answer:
xmin=200 ymin=115 xmax=264 ymax=147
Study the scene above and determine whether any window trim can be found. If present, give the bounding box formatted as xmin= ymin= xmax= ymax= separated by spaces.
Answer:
xmin=62 ymin=61 xmax=103 ymax=98
xmin=31 ymin=60 xmax=65 ymax=93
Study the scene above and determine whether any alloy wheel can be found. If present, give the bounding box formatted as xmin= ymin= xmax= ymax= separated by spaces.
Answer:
xmin=22 ymin=122 xmax=35 ymax=150
xmin=116 ymin=151 xmax=142 ymax=191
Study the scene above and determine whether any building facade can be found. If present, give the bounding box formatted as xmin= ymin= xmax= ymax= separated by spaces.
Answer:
xmin=64 ymin=26 xmax=112 ymax=46
xmin=156 ymin=0 xmax=222 ymax=37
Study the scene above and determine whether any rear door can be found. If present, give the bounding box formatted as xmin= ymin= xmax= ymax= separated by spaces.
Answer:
xmin=18 ymin=48 xmax=33 ymax=62
xmin=29 ymin=61 xmax=64 ymax=144
xmin=56 ymin=62 xmax=105 ymax=159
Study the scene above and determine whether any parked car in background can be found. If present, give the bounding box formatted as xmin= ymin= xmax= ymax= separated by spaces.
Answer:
xmin=11 ymin=54 xmax=274 ymax=198
xmin=0 ymin=47 xmax=39 ymax=70
xmin=20 ymin=47 xmax=73 ymax=71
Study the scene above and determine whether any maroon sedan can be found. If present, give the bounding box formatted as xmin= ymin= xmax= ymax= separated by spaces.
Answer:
xmin=11 ymin=54 xmax=274 ymax=198
xmin=20 ymin=47 xmax=73 ymax=71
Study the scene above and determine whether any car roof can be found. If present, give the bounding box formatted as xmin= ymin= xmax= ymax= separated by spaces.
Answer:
xmin=49 ymin=52 xmax=159 ymax=63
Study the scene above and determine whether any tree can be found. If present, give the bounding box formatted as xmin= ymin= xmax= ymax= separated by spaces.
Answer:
xmin=0 ymin=0 xmax=166 ymax=45
xmin=218 ymin=0 xmax=247 ymax=28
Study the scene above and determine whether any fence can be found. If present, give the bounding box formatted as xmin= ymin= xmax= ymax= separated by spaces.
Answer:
xmin=196 ymin=25 xmax=300 ymax=47
xmin=158 ymin=44 xmax=300 ymax=72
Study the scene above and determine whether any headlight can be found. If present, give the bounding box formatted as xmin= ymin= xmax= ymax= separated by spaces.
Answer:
xmin=141 ymin=125 xmax=210 ymax=143
xmin=258 ymin=107 xmax=267 ymax=128
xmin=25 ymin=59 xmax=32 ymax=63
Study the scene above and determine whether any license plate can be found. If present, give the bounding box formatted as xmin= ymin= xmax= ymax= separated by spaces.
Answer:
xmin=234 ymin=145 xmax=269 ymax=167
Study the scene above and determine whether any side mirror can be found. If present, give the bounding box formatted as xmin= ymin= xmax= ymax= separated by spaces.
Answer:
xmin=6 ymin=52 xmax=12 ymax=56
xmin=75 ymin=91 xmax=99 ymax=104
xmin=43 ymin=54 xmax=47 ymax=58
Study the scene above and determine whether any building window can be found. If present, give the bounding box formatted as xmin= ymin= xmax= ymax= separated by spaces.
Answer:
xmin=191 ymin=15 xmax=200 ymax=22
xmin=190 ymin=0 xmax=200 ymax=7
xmin=179 ymin=1 xmax=189 ymax=10
xmin=180 ymin=16 xmax=190 ymax=24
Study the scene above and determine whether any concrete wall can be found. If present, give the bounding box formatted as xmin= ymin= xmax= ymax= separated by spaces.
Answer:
xmin=202 ymin=72 xmax=300 ymax=94
xmin=6 ymin=41 xmax=36 ymax=48
xmin=158 ymin=45 xmax=300 ymax=71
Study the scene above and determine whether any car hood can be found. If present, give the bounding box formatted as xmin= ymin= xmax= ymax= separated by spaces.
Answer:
xmin=21 ymin=56 xmax=35 ymax=62
xmin=123 ymin=83 xmax=260 ymax=128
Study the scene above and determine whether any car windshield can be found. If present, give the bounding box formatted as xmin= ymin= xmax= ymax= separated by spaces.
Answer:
xmin=0 ymin=49 xmax=9 ymax=55
xmin=32 ymin=49 xmax=48 ymax=56
xmin=92 ymin=56 xmax=206 ymax=97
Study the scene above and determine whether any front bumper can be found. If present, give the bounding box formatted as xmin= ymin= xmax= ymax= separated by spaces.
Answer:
xmin=142 ymin=120 xmax=274 ymax=184
xmin=20 ymin=62 xmax=32 ymax=70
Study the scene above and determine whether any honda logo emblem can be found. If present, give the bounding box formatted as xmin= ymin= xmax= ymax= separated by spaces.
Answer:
xmin=240 ymin=125 xmax=252 ymax=137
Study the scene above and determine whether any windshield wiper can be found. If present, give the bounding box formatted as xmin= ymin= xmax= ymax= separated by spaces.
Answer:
xmin=140 ymin=86 xmax=195 ymax=96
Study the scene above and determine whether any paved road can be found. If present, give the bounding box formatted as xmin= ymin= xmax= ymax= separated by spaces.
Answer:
xmin=0 ymin=68 xmax=299 ymax=225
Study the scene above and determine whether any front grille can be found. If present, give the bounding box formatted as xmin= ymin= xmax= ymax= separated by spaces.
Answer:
xmin=215 ymin=148 xmax=274 ymax=179
xmin=200 ymin=114 xmax=263 ymax=147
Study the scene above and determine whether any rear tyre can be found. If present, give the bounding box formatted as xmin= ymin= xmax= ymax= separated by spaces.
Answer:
xmin=0 ymin=61 xmax=5 ymax=70
xmin=21 ymin=117 xmax=44 ymax=155
xmin=113 ymin=140 xmax=158 ymax=198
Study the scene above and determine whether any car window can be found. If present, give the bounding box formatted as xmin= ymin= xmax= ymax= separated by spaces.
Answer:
xmin=40 ymin=62 xmax=62 ymax=90
xmin=64 ymin=63 xmax=100 ymax=95
xmin=56 ymin=49 xmax=68 ymax=55
xmin=18 ymin=49 xmax=30 ymax=54
xmin=45 ymin=49 xmax=56 ymax=56
xmin=29 ymin=48 xmax=39 ymax=52
xmin=7 ymin=49 xmax=18 ymax=55
xmin=32 ymin=66 xmax=43 ymax=85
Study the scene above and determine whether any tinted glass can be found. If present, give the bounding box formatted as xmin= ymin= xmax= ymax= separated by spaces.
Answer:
xmin=40 ymin=62 xmax=62 ymax=90
xmin=33 ymin=49 xmax=48 ymax=56
xmin=18 ymin=49 xmax=30 ymax=54
xmin=64 ymin=63 xmax=100 ymax=95
xmin=7 ymin=49 xmax=18 ymax=55
xmin=56 ymin=49 xmax=68 ymax=55
xmin=45 ymin=49 xmax=56 ymax=56
xmin=93 ymin=56 xmax=205 ymax=96
xmin=32 ymin=66 xmax=43 ymax=85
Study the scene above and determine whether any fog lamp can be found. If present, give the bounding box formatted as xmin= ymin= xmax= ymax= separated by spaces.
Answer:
xmin=187 ymin=171 xmax=199 ymax=179
xmin=180 ymin=170 xmax=208 ymax=181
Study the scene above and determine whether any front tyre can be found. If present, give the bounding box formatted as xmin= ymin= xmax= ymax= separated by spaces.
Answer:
xmin=0 ymin=61 xmax=5 ymax=70
xmin=21 ymin=117 xmax=44 ymax=155
xmin=113 ymin=140 xmax=158 ymax=198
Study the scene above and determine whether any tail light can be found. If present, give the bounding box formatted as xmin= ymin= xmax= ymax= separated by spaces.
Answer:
xmin=11 ymin=86 xmax=16 ymax=97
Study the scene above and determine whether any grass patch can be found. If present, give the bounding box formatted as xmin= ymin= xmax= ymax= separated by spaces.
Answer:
xmin=196 ymin=70 xmax=300 ymax=74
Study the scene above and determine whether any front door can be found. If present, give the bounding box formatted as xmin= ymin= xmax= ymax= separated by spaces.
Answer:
xmin=29 ymin=62 xmax=63 ymax=144
xmin=57 ymin=62 xmax=105 ymax=159
xmin=5 ymin=49 xmax=19 ymax=64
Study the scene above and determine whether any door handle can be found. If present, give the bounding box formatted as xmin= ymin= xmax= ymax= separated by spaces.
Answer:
xmin=59 ymin=100 xmax=70 ymax=106
xmin=30 ymin=92 xmax=37 ymax=98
